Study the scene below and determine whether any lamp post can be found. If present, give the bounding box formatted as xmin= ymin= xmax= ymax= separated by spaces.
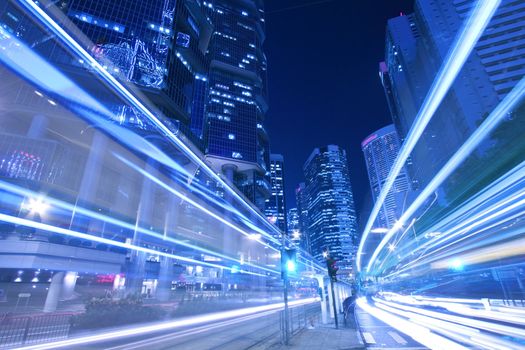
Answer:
xmin=324 ymin=250 xmax=339 ymax=329
xmin=281 ymin=236 xmax=297 ymax=345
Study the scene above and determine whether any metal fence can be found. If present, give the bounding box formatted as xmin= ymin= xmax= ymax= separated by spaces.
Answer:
xmin=0 ymin=312 xmax=72 ymax=348
xmin=279 ymin=303 xmax=321 ymax=344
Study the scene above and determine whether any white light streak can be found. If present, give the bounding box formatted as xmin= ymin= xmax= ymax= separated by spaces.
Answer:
xmin=366 ymin=76 xmax=525 ymax=273
xmin=357 ymin=0 xmax=501 ymax=271
xmin=0 ymin=212 xmax=266 ymax=277
xmin=14 ymin=298 xmax=318 ymax=350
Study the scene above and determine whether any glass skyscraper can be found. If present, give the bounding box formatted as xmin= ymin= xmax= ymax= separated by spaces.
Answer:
xmin=381 ymin=0 xmax=524 ymax=194
xmin=361 ymin=124 xmax=411 ymax=230
xmin=58 ymin=0 xmax=213 ymax=147
xmin=265 ymin=154 xmax=287 ymax=234
xmin=203 ymin=0 xmax=270 ymax=212
xmin=303 ymin=145 xmax=357 ymax=272
xmin=295 ymin=182 xmax=311 ymax=253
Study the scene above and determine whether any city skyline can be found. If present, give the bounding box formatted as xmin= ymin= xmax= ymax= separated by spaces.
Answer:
xmin=302 ymin=145 xmax=357 ymax=270
xmin=0 ymin=1 xmax=524 ymax=348
xmin=264 ymin=0 xmax=414 ymax=213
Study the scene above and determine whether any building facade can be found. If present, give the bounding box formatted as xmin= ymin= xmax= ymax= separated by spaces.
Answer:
xmin=381 ymin=1 xmax=506 ymax=192
xmin=203 ymin=0 xmax=271 ymax=212
xmin=303 ymin=145 xmax=358 ymax=272
xmin=265 ymin=154 xmax=287 ymax=233
xmin=295 ymin=182 xmax=311 ymax=253
xmin=59 ymin=0 xmax=213 ymax=148
xmin=361 ymin=124 xmax=411 ymax=230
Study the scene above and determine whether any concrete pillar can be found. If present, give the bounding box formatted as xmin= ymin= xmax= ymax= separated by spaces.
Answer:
xmin=314 ymin=275 xmax=328 ymax=324
xmin=27 ymin=114 xmax=49 ymax=138
xmin=156 ymin=257 xmax=173 ymax=302
xmin=70 ymin=131 xmax=108 ymax=230
xmin=126 ymin=162 xmax=157 ymax=295
xmin=222 ymin=164 xmax=237 ymax=183
xmin=327 ymin=280 xmax=337 ymax=318
xmin=43 ymin=271 xmax=64 ymax=313
xmin=61 ymin=271 xmax=77 ymax=300
xmin=221 ymin=164 xmax=238 ymax=263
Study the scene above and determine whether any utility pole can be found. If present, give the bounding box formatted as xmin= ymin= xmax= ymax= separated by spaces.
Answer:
xmin=281 ymin=240 xmax=297 ymax=345
xmin=329 ymin=277 xmax=339 ymax=329
xmin=325 ymin=252 xmax=339 ymax=329
xmin=281 ymin=233 xmax=289 ymax=345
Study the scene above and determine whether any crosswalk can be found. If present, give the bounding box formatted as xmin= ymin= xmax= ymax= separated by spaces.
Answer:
xmin=361 ymin=330 xmax=427 ymax=349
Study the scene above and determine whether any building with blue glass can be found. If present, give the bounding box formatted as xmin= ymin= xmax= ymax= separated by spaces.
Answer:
xmin=303 ymin=145 xmax=358 ymax=273
xmin=202 ymin=0 xmax=270 ymax=212
xmin=362 ymin=125 xmax=411 ymax=230
xmin=295 ymin=182 xmax=311 ymax=253
xmin=265 ymin=154 xmax=287 ymax=234
xmin=381 ymin=0 xmax=524 ymax=194
xmin=59 ymin=0 xmax=213 ymax=147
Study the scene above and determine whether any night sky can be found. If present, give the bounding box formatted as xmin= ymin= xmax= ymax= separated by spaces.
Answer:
xmin=264 ymin=0 xmax=414 ymax=221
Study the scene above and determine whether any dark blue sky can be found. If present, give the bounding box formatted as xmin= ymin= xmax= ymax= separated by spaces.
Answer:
xmin=264 ymin=0 xmax=413 ymax=218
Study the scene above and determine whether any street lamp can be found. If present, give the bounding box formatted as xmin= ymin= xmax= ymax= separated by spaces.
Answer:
xmin=22 ymin=197 xmax=49 ymax=216
xmin=323 ymin=250 xmax=339 ymax=329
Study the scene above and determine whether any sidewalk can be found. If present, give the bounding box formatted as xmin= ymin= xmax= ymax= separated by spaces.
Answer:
xmin=268 ymin=323 xmax=366 ymax=350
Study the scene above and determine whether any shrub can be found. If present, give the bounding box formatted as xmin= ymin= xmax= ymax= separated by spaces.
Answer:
xmin=71 ymin=295 xmax=165 ymax=330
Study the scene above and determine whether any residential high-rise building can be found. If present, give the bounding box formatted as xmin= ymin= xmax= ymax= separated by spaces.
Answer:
xmin=303 ymin=145 xmax=358 ymax=272
xmin=203 ymin=0 xmax=271 ymax=212
xmin=265 ymin=154 xmax=287 ymax=233
xmin=59 ymin=0 xmax=213 ymax=148
xmin=361 ymin=125 xmax=411 ymax=230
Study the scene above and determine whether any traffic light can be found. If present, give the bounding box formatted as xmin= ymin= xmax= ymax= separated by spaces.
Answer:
xmin=281 ymin=248 xmax=297 ymax=278
xmin=326 ymin=257 xmax=338 ymax=282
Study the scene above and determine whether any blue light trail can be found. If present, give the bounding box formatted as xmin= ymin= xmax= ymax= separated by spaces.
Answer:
xmin=366 ymin=77 xmax=525 ymax=273
xmin=357 ymin=0 xmax=501 ymax=271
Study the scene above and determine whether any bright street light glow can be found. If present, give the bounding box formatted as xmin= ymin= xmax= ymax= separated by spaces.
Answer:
xmin=371 ymin=227 xmax=389 ymax=234
xmin=23 ymin=197 xmax=49 ymax=215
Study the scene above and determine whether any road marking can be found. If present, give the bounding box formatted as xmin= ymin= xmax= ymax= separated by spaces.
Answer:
xmin=362 ymin=332 xmax=376 ymax=344
xmin=388 ymin=331 xmax=408 ymax=345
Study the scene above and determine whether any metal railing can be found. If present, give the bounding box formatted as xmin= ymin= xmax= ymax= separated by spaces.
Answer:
xmin=0 ymin=312 xmax=72 ymax=348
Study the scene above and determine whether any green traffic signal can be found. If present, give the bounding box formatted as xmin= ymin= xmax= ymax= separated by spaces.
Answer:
xmin=281 ymin=248 xmax=297 ymax=277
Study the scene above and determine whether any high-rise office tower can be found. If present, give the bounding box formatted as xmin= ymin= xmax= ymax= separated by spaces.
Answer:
xmin=286 ymin=208 xmax=301 ymax=244
xmin=303 ymin=145 xmax=358 ymax=272
xmin=59 ymin=0 xmax=213 ymax=147
xmin=295 ymin=182 xmax=311 ymax=253
xmin=380 ymin=0 xmax=513 ymax=191
xmin=362 ymin=125 xmax=411 ymax=230
xmin=203 ymin=0 xmax=270 ymax=212
xmin=265 ymin=154 xmax=287 ymax=233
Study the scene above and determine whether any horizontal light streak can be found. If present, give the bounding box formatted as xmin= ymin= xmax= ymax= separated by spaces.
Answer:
xmin=431 ymin=236 xmax=525 ymax=270
xmin=356 ymin=298 xmax=467 ymax=350
xmin=0 ymin=179 xmax=280 ymax=275
xmin=357 ymin=0 xmax=501 ymax=271
xmin=14 ymin=298 xmax=318 ymax=350
xmin=0 ymin=212 xmax=266 ymax=277
xmin=384 ymin=191 xmax=525 ymax=278
xmin=375 ymin=298 xmax=525 ymax=342
xmin=383 ymin=293 xmax=525 ymax=326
